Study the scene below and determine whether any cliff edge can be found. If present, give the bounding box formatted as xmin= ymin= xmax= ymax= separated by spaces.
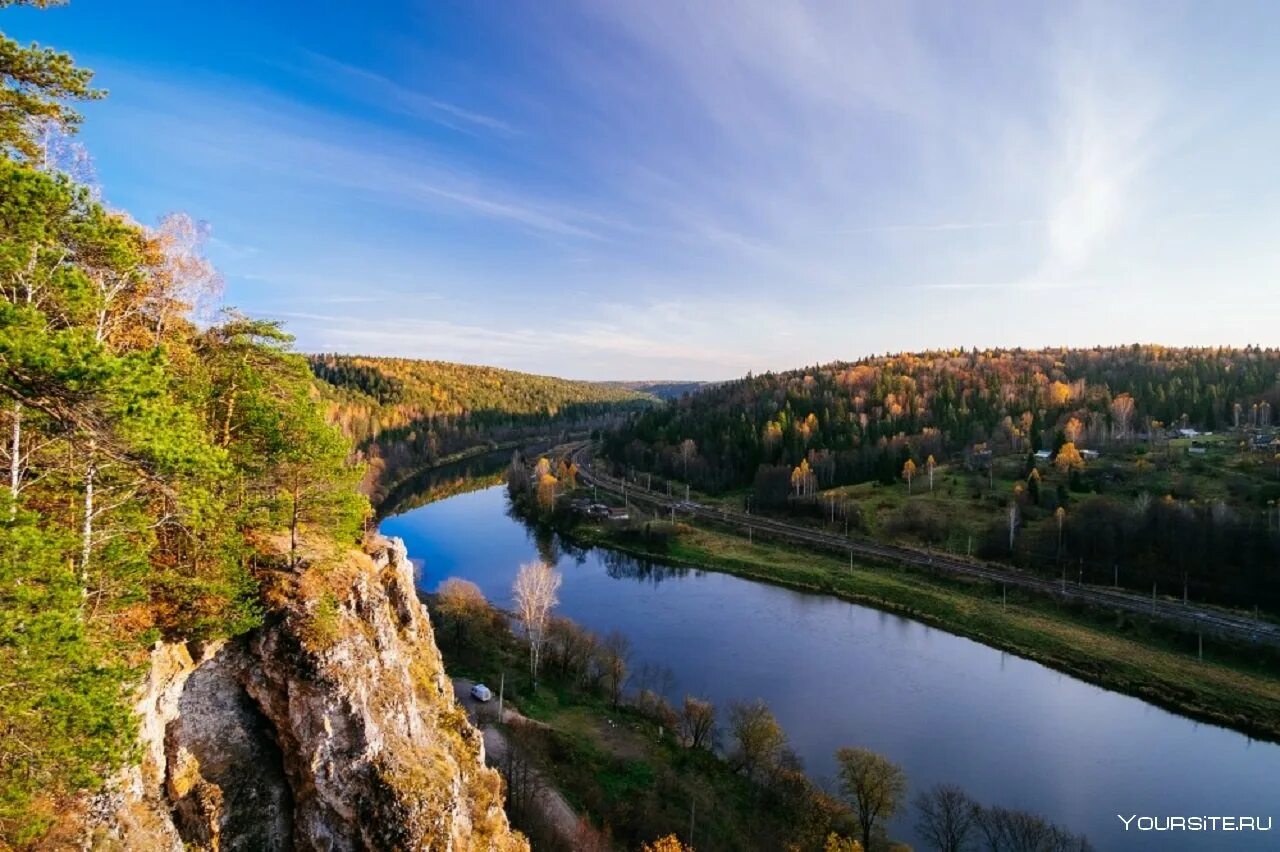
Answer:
xmin=84 ymin=535 xmax=527 ymax=852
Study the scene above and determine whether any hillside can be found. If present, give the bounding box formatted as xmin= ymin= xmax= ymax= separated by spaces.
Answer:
xmin=309 ymin=354 xmax=658 ymax=499
xmin=604 ymin=346 xmax=1280 ymax=612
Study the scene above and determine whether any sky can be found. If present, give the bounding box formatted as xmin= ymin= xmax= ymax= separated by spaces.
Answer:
xmin=6 ymin=1 xmax=1279 ymax=380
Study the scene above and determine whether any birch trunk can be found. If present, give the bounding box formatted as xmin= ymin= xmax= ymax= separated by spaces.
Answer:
xmin=80 ymin=441 xmax=96 ymax=610
xmin=9 ymin=400 xmax=19 ymax=503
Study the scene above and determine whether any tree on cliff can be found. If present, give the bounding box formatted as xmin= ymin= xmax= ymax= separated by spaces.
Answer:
xmin=1 ymin=0 xmax=104 ymax=160
xmin=513 ymin=560 xmax=561 ymax=683
xmin=268 ymin=382 xmax=367 ymax=568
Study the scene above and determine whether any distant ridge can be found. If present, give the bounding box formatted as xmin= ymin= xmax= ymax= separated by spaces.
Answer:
xmin=307 ymin=354 xmax=657 ymax=499
xmin=604 ymin=380 xmax=713 ymax=401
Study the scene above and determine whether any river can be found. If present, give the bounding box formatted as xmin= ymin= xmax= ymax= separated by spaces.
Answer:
xmin=380 ymin=459 xmax=1279 ymax=850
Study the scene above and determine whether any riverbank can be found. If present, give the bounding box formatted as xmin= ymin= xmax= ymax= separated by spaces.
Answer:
xmin=560 ymin=515 xmax=1280 ymax=743
xmin=427 ymin=593 xmax=863 ymax=850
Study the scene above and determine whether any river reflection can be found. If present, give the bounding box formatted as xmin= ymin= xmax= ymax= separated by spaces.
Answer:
xmin=381 ymin=483 xmax=1280 ymax=851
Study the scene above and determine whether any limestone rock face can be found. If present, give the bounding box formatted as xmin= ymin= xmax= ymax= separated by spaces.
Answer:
xmin=87 ymin=536 xmax=526 ymax=852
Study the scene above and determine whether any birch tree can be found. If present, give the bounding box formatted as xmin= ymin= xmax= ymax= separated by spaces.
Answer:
xmin=1110 ymin=394 xmax=1136 ymax=442
xmin=679 ymin=437 xmax=696 ymax=480
xmin=514 ymin=559 xmax=561 ymax=683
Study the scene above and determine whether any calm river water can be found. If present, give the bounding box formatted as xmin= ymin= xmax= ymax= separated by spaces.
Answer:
xmin=380 ymin=464 xmax=1279 ymax=851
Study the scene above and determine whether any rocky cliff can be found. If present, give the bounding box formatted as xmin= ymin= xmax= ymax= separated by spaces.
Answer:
xmin=85 ymin=535 xmax=527 ymax=852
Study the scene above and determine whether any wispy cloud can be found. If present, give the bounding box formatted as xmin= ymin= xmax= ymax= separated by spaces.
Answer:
xmin=102 ymin=67 xmax=613 ymax=242
xmin=296 ymin=52 xmax=518 ymax=136
xmin=71 ymin=1 xmax=1280 ymax=378
xmin=1023 ymin=4 xmax=1166 ymax=289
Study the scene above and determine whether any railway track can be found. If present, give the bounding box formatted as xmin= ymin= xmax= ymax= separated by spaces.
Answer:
xmin=563 ymin=442 xmax=1280 ymax=649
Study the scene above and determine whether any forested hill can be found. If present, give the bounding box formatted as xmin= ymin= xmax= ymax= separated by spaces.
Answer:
xmin=308 ymin=355 xmax=657 ymax=499
xmin=606 ymin=346 xmax=1280 ymax=492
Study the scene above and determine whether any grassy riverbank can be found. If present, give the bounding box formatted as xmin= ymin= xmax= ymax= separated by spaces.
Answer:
xmin=565 ymin=516 xmax=1280 ymax=743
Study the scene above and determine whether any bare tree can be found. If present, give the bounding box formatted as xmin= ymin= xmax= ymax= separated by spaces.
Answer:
xmin=679 ymin=696 xmax=716 ymax=749
xmin=545 ymin=615 xmax=597 ymax=684
xmin=600 ymin=629 xmax=631 ymax=707
xmin=973 ymin=804 xmax=1093 ymax=851
xmin=500 ymin=721 xmax=545 ymax=824
xmin=914 ymin=783 xmax=977 ymax=852
xmin=147 ymin=212 xmax=223 ymax=341
xmin=31 ymin=118 xmax=97 ymax=186
xmin=513 ymin=560 xmax=561 ymax=683
xmin=1008 ymin=503 xmax=1019 ymax=553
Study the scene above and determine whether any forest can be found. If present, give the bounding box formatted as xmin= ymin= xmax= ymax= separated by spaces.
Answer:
xmin=0 ymin=8 xmax=367 ymax=842
xmin=310 ymin=354 xmax=655 ymax=499
xmin=604 ymin=347 xmax=1280 ymax=611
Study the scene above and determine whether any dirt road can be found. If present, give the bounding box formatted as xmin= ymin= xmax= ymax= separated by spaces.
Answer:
xmin=451 ymin=678 xmax=579 ymax=844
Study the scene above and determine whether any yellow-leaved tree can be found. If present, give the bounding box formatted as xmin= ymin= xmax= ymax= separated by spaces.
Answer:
xmin=1054 ymin=442 xmax=1085 ymax=472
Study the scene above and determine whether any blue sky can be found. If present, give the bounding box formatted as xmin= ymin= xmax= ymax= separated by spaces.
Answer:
xmin=6 ymin=1 xmax=1279 ymax=380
